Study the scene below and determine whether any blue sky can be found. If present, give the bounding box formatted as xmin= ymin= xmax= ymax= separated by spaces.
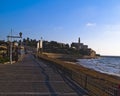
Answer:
xmin=0 ymin=0 xmax=120 ymax=56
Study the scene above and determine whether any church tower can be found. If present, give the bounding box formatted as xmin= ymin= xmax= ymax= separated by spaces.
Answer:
xmin=78 ymin=37 xmax=81 ymax=49
xmin=78 ymin=37 xmax=80 ymax=44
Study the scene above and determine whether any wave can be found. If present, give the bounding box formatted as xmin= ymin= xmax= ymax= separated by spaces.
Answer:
xmin=77 ymin=57 xmax=120 ymax=77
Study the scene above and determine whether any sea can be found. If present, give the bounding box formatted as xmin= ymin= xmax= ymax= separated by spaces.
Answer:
xmin=77 ymin=56 xmax=120 ymax=77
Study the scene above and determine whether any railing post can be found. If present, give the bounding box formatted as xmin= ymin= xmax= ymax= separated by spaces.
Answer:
xmin=117 ymin=85 xmax=120 ymax=96
xmin=85 ymin=75 xmax=87 ymax=89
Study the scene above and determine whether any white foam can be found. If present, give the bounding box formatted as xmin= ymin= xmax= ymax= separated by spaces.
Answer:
xmin=77 ymin=57 xmax=120 ymax=77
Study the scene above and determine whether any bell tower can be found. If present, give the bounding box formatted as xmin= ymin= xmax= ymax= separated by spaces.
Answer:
xmin=78 ymin=37 xmax=81 ymax=49
xmin=78 ymin=37 xmax=80 ymax=44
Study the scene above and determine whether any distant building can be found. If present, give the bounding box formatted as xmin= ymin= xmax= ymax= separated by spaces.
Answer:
xmin=83 ymin=45 xmax=88 ymax=50
xmin=71 ymin=37 xmax=83 ymax=50
xmin=71 ymin=42 xmax=80 ymax=50
xmin=71 ymin=37 xmax=96 ymax=57
xmin=39 ymin=37 xmax=96 ymax=57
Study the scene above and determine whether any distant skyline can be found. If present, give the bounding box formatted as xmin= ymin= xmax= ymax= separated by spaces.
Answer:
xmin=0 ymin=0 xmax=120 ymax=56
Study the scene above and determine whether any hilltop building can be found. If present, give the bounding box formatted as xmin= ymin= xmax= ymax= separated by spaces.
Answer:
xmin=71 ymin=37 xmax=96 ymax=58
xmin=40 ymin=37 xmax=96 ymax=58
xmin=71 ymin=37 xmax=88 ymax=50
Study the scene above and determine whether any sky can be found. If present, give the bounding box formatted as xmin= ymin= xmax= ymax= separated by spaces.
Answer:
xmin=0 ymin=0 xmax=120 ymax=56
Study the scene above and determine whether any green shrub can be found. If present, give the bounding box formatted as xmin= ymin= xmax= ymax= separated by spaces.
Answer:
xmin=0 ymin=57 xmax=9 ymax=63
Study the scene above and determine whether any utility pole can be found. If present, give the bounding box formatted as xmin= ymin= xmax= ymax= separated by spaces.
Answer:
xmin=7 ymin=30 xmax=22 ymax=64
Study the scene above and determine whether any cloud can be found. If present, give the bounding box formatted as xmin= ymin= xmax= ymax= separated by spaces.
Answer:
xmin=86 ymin=22 xmax=96 ymax=27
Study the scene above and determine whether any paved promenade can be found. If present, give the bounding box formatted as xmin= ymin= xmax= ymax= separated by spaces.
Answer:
xmin=0 ymin=54 xmax=88 ymax=96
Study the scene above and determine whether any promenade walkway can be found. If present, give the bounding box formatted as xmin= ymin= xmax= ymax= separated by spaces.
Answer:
xmin=0 ymin=54 xmax=88 ymax=96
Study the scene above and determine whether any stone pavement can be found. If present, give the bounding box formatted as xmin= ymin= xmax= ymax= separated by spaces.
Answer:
xmin=0 ymin=54 xmax=88 ymax=96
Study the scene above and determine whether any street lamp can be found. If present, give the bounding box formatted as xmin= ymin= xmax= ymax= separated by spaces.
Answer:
xmin=7 ymin=31 xmax=23 ymax=64
xmin=19 ymin=32 xmax=22 ymax=38
xmin=19 ymin=32 xmax=22 ymax=49
xmin=19 ymin=32 xmax=22 ymax=60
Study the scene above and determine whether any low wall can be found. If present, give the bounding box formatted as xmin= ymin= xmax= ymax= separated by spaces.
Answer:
xmin=42 ymin=52 xmax=78 ymax=62
xmin=38 ymin=54 xmax=120 ymax=96
xmin=42 ymin=52 xmax=65 ymax=59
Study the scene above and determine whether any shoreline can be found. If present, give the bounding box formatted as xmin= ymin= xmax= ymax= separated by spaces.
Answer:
xmin=63 ymin=58 xmax=120 ymax=79
xmin=42 ymin=52 xmax=120 ymax=79
xmin=76 ymin=62 xmax=120 ymax=79
xmin=77 ymin=58 xmax=120 ymax=79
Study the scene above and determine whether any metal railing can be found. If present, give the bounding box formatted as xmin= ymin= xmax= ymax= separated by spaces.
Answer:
xmin=38 ymin=54 xmax=120 ymax=96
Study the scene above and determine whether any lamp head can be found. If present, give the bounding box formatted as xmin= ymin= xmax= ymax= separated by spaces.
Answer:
xmin=19 ymin=32 xmax=22 ymax=38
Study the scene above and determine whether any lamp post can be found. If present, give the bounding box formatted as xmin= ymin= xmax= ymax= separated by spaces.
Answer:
xmin=19 ymin=32 xmax=22 ymax=57
xmin=19 ymin=32 xmax=22 ymax=38
xmin=7 ymin=31 xmax=22 ymax=64
xmin=10 ymin=30 xmax=12 ymax=64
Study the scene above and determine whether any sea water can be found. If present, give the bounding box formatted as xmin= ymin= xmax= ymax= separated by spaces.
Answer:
xmin=77 ymin=56 xmax=120 ymax=77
